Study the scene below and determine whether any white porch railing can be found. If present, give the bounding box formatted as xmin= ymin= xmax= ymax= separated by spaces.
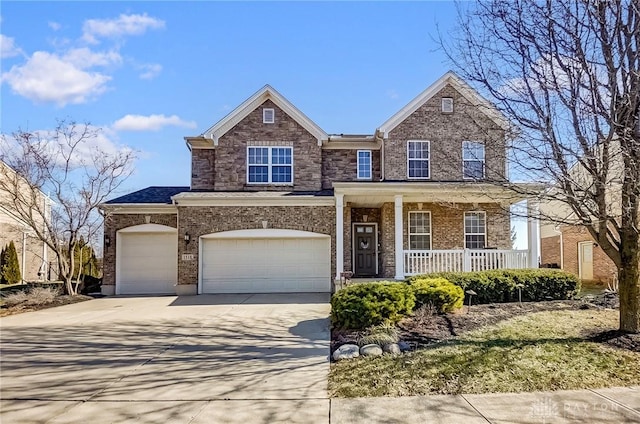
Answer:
xmin=404 ymin=249 xmax=529 ymax=276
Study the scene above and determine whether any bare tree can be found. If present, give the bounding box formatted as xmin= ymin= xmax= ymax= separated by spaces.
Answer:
xmin=444 ymin=0 xmax=639 ymax=332
xmin=0 ymin=120 xmax=135 ymax=295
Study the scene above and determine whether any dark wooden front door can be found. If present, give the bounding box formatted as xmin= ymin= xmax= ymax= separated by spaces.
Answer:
xmin=354 ymin=224 xmax=377 ymax=276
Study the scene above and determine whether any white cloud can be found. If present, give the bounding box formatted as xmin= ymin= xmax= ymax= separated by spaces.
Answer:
xmin=1 ymin=124 xmax=134 ymax=169
xmin=82 ymin=13 xmax=165 ymax=44
xmin=1 ymin=34 xmax=22 ymax=58
xmin=112 ymin=114 xmax=197 ymax=131
xmin=2 ymin=51 xmax=111 ymax=106
xmin=137 ymin=63 xmax=162 ymax=80
xmin=48 ymin=21 xmax=61 ymax=31
xmin=63 ymin=47 xmax=122 ymax=68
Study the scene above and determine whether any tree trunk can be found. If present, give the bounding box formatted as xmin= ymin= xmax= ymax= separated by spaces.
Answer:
xmin=618 ymin=244 xmax=640 ymax=333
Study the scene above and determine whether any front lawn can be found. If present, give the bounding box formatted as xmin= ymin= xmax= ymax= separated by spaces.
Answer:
xmin=329 ymin=308 xmax=640 ymax=397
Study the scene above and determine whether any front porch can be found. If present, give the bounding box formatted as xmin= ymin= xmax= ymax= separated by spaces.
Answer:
xmin=404 ymin=248 xmax=529 ymax=275
xmin=333 ymin=182 xmax=541 ymax=281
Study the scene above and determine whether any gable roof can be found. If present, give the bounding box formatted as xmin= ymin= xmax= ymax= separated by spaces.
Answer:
xmin=197 ymin=85 xmax=328 ymax=147
xmin=377 ymin=71 xmax=509 ymax=138
xmin=104 ymin=186 xmax=190 ymax=204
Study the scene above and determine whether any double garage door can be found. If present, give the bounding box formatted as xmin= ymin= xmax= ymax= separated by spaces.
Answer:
xmin=117 ymin=226 xmax=330 ymax=294
xmin=201 ymin=236 xmax=331 ymax=293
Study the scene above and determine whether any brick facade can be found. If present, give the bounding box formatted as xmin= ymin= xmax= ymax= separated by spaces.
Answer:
xmin=102 ymin=213 xmax=178 ymax=289
xmin=321 ymin=149 xmax=382 ymax=189
xmin=384 ymin=85 xmax=506 ymax=182
xmin=213 ymin=100 xmax=322 ymax=192
xmin=343 ymin=202 xmax=511 ymax=278
xmin=177 ymin=206 xmax=336 ymax=291
xmin=103 ymin=77 xmax=523 ymax=294
xmin=541 ymin=226 xmax=617 ymax=283
xmin=191 ymin=149 xmax=215 ymax=190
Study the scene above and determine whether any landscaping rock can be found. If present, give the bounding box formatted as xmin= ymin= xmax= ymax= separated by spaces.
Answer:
xmin=398 ymin=341 xmax=412 ymax=352
xmin=360 ymin=344 xmax=383 ymax=357
xmin=383 ymin=343 xmax=401 ymax=355
xmin=333 ymin=344 xmax=360 ymax=361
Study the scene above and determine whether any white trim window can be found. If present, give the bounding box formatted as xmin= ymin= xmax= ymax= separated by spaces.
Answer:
xmin=464 ymin=211 xmax=486 ymax=249
xmin=263 ymin=108 xmax=275 ymax=124
xmin=463 ymin=141 xmax=485 ymax=179
xmin=408 ymin=211 xmax=431 ymax=250
xmin=357 ymin=150 xmax=372 ymax=180
xmin=407 ymin=140 xmax=430 ymax=179
xmin=247 ymin=146 xmax=293 ymax=184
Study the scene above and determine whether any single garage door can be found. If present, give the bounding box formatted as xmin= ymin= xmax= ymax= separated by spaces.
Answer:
xmin=201 ymin=231 xmax=330 ymax=293
xmin=117 ymin=225 xmax=178 ymax=295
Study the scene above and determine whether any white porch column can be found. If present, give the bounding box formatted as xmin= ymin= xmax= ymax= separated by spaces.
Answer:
xmin=527 ymin=199 xmax=540 ymax=268
xmin=335 ymin=193 xmax=344 ymax=280
xmin=394 ymin=194 xmax=404 ymax=280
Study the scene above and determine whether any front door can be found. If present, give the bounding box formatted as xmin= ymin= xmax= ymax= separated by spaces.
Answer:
xmin=354 ymin=224 xmax=377 ymax=276
xmin=579 ymin=241 xmax=594 ymax=280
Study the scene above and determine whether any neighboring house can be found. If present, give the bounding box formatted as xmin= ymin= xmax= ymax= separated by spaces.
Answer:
xmin=101 ymin=72 xmax=541 ymax=296
xmin=0 ymin=161 xmax=52 ymax=282
xmin=540 ymin=224 xmax=617 ymax=283
xmin=539 ymin=139 xmax=622 ymax=284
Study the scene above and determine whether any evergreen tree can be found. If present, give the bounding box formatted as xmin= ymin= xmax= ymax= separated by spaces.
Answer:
xmin=0 ymin=245 xmax=6 ymax=284
xmin=1 ymin=241 xmax=22 ymax=284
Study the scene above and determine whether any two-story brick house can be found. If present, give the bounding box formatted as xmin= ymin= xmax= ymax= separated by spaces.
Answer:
xmin=101 ymin=72 xmax=541 ymax=296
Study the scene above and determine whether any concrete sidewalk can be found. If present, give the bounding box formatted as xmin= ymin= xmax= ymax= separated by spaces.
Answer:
xmin=332 ymin=386 xmax=640 ymax=423
xmin=2 ymin=387 xmax=638 ymax=423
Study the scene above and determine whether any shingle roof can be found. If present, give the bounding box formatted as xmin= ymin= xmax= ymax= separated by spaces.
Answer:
xmin=105 ymin=186 xmax=190 ymax=204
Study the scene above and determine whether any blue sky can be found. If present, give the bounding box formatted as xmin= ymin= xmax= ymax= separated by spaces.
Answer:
xmin=2 ymin=1 xmax=459 ymax=191
xmin=0 ymin=2 xmax=531 ymax=247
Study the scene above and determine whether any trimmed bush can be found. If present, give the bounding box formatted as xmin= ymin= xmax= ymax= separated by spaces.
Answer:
xmin=408 ymin=277 xmax=464 ymax=313
xmin=407 ymin=269 xmax=580 ymax=304
xmin=331 ymin=281 xmax=415 ymax=329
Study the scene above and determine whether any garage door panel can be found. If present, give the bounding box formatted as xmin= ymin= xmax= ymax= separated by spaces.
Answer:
xmin=201 ymin=237 xmax=330 ymax=293
xmin=117 ymin=232 xmax=177 ymax=295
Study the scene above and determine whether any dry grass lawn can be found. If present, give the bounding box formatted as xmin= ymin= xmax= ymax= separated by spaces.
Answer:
xmin=329 ymin=309 xmax=640 ymax=397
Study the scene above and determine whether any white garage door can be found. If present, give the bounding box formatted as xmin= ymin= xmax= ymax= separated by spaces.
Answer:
xmin=117 ymin=228 xmax=177 ymax=295
xmin=201 ymin=234 xmax=330 ymax=293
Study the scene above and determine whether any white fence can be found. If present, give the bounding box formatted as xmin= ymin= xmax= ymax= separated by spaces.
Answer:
xmin=404 ymin=249 xmax=529 ymax=275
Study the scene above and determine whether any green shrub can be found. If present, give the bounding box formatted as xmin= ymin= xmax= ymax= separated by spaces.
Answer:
xmin=331 ymin=282 xmax=415 ymax=329
xmin=407 ymin=269 xmax=579 ymax=304
xmin=408 ymin=277 xmax=464 ymax=313
xmin=1 ymin=241 xmax=22 ymax=285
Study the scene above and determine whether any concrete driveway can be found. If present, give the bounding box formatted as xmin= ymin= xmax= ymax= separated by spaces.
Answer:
xmin=0 ymin=294 xmax=331 ymax=423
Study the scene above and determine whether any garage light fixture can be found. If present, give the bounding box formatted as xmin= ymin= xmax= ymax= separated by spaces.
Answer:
xmin=184 ymin=233 xmax=191 ymax=244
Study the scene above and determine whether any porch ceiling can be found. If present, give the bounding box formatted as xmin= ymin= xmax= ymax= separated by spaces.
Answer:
xmin=334 ymin=182 xmax=544 ymax=207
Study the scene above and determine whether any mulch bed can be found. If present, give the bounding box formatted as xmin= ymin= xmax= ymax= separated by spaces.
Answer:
xmin=332 ymin=295 xmax=640 ymax=353
xmin=0 ymin=295 xmax=93 ymax=317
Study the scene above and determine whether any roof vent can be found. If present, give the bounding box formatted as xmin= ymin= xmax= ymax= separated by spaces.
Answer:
xmin=263 ymin=108 xmax=275 ymax=124
xmin=441 ymin=97 xmax=453 ymax=113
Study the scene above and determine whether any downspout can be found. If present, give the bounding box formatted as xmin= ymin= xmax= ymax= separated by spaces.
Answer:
xmin=21 ymin=230 xmax=27 ymax=283
xmin=553 ymin=225 xmax=564 ymax=269
xmin=378 ymin=131 xmax=385 ymax=181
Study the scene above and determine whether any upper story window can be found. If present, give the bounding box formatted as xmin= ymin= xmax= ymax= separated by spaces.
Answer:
xmin=407 ymin=140 xmax=430 ymax=179
xmin=357 ymin=150 xmax=372 ymax=180
xmin=409 ymin=211 xmax=431 ymax=249
xmin=247 ymin=146 xmax=292 ymax=184
xmin=463 ymin=141 xmax=485 ymax=179
xmin=464 ymin=211 xmax=486 ymax=249
xmin=263 ymin=108 xmax=275 ymax=124
xmin=441 ymin=97 xmax=454 ymax=113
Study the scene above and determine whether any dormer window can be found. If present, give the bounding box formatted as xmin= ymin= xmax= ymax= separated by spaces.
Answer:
xmin=441 ymin=97 xmax=453 ymax=113
xmin=263 ymin=108 xmax=275 ymax=124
